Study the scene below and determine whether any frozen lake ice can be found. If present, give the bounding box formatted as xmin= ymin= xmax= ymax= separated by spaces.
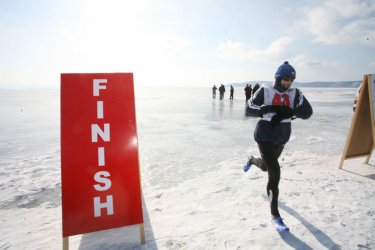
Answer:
xmin=135 ymin=87 xmax=356 ymax=189
xmin=2 ymin=86 xmax=374 ymax=250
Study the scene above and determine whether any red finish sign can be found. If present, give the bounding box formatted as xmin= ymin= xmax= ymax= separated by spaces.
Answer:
xmin=61 ymin=73 xmax=143 ymax=237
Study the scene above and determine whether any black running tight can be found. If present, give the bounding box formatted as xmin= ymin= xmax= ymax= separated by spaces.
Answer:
xmin=257 ymin=142 xmax=284 ymax=217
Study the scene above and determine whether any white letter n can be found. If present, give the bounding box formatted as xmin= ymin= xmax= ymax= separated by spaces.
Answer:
xmin=91 ymin=124 xmax=110 ymax=142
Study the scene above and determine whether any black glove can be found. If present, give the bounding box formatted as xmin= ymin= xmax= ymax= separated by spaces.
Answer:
xmin=268 ymin=106 xmax=294 ymax=127
xmin=260 ymin=105 xmax=294 ymax=117
xmin=275 ymin=106 xmax=294 ymax=118
xmin=271 ymin=114 xmax=285 ymax=127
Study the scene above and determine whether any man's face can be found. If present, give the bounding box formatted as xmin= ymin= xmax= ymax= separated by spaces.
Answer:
xmin=281 ymin=77 xmax=294 ymax=89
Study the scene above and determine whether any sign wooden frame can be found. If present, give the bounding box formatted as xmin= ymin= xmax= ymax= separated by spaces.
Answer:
xmin=339 ymin=74 xmax=375 ymax=168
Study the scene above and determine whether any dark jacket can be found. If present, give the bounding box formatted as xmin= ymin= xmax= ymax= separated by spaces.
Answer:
xmin=246 ymin=84 xmax=313 ymax=144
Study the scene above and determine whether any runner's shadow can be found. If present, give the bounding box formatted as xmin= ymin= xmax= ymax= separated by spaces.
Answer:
xmin=78 ymin=196 xmax=157 ymax=249
xmin=279 ymin=202 xmax=342 ymax=250
xmin=277 ymin=231 xmax=313 ymax=250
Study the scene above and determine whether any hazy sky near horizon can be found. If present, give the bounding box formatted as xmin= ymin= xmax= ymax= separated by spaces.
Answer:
xmin=1 ymin=0 xmax=375 ymax=89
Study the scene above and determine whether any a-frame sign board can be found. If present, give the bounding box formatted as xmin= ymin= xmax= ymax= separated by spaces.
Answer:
xmin=61 ymin=73 xmax=145 ymax=249
xmin=339 ymin=74 xmax=375 ymax=168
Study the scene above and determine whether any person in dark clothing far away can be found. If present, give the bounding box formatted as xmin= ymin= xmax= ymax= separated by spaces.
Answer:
xmin=212 ymin=85 xmax=217 ymax=99
xmin=243 ymin=61 xmax=313 ymax=232
xmin=230 ymin=85 xmax=234 ymax=100
xmin=219 ymin=84 xmax=225 ymax=100
xmin=353 ymin=84 xmax=361 ymax=112
xmin=244 ymin=84 xmax=252 ymax=101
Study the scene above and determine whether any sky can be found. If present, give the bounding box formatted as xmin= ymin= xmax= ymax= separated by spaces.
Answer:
xmin=0 ymin=0 xmax=374 ymax=89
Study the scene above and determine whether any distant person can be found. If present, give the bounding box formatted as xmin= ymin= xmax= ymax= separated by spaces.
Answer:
xmin=219 ymin=84 xmax=225 ymax=100
xmin=253 ymin=83 xmax=260 ymax=96
xmin=244 ymin=84 xmax=252 ymax=101
xmin=230 ymin=85 xmax=234 ymax=100
xmin=243 ymin=61 xmax=313 ymax=232
xmin=212 ymin=85 xmax=217 ymax=99
xmin=353 ymin=84 xmax=362 ymax=112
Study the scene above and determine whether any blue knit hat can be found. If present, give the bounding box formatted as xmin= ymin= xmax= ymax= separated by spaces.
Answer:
xmin=275 ymin=61 xmax=296 ymax=79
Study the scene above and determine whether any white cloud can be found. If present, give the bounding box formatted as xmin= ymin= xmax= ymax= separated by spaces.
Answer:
xmin=299 ymin=0 xmax=375 ymax=47
xmin=217 ymin=36 xmax=294 ymax=61
xmin=294 ymin=54 xmax=337 ymax=68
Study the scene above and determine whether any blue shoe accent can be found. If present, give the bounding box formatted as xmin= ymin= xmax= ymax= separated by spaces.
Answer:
xmin=243 ymin=156 xmax=253 ymax=172
xmin=272 ymin=216 xmax=289 ymax=232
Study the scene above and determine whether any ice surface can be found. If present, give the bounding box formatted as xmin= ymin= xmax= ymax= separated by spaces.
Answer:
xmin=0 ymin=87 xmax=374 ymax=249
xmin=135 ymin=87 xmax=356 ymax=189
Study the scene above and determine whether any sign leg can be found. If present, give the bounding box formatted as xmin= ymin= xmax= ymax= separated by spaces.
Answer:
xmin=339 ymin=156 xmax=345 ymax=169
xmin=365 ymin=150 xmax=372 ymax=164
xmin=63 ymin=237 xmax=69 ymax=250
xmin=140 ymin=223 xmax=145 ymax=244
